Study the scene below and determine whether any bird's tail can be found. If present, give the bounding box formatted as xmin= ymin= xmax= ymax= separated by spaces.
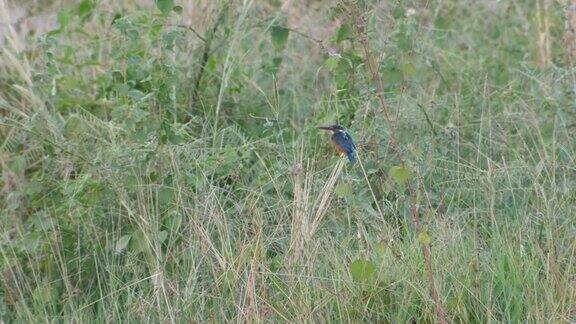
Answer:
xmin=347 ymin=151 xmax=356 ymax=164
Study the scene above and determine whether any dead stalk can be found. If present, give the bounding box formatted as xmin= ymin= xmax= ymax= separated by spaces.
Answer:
xmin=289 ymin=161 xmax=307 ymax=263
xmin=565 ymin=1 xmax=576 ymax=63
xmin=536 ymin=0 xmax=552 ymax=70
xmin=309 ymin=159 xmax=345 ymax=237
xmin=354 ymin=12 xmax=448 ymax=324
xmin=564 ymin=1 xmax=576 ymax=94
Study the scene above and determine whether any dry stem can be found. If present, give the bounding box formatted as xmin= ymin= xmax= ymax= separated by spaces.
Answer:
xmin=354 ymin=11 xmax=448 ymax=324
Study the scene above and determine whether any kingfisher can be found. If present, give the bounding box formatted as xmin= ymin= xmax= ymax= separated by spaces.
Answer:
xmin=319 ymin=125 xmax=357 ymax=164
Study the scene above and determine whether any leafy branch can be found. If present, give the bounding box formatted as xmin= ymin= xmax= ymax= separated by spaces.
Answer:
xmin=349 ymin=6 xmax=448 ymax=324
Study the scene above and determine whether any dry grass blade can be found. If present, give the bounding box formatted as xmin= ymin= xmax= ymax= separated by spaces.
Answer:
xmin=289 ymin=161 xmax=307 ymax=263
xmin=356 ymin=153 xmax=397 ymax=237
xmin=309 ymin=158 xmax=346 ymax=238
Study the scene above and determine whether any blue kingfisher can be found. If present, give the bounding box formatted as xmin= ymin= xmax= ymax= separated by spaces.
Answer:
xmin=319 ymin=125 xmax=357 ymax=164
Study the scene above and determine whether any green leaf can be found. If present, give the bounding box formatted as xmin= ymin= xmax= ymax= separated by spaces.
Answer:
xmin=434 ymin=16 xmax=451 ymax=30
xmin=206 ymin=55 xmax=218 ymax=73
xmin=157 ymin=231 xmax=168 ymax=243
xmin=130 ymin=230 xmax=151 ymax=253
xmin=402 ymin=62 xmax=416 ymax=77
xmin=172 ymin=5 xmax=183 ymax=14
xmin=383 ymin=66 xmax=403 ymax=84
xmin=269 ymin=56 xmax=283 ymax=74
xmin=127 ymin=89 xmax=145 ymax=101
xmin=125 ymin=175 xmax=138 ymax=189
xmin=158 ymin=187 xmax=174 ymax=204
xmin=350 ymin=259 xmax=376 ymax=283
xmin=31 ymin=213 xmax=58 ymax=231
xmin=272 ymin=56 xmax=283 ymax=66
xmin=335 ymin=182 xmax=352 ymax=198
xmin=148 ymin=171 xmax=159 ymax=182
xmin=111 ymin=13 xmax=122 ymax=25
xmin=156 ymin=0 xmax=174 ymax=15
xmin=9 ymin=155 xmax=25 ymax=173
xmin=397 ymin=34 xmax=412 ymax=52
xmin=164 ymin=211 xmax=183 ymax=232
xmin=47 ymin=29 xmax=62 ymax=36
xmin=392 ymin=7 xmax=405 ymax=19
xmin=418 ymin=231 xmax=431 ymax=245
xmin=388 ymin=165 xmax=411 ymax=185
xmin=115 ymin=235 xmax=131 ymax=253
xmin=57 ymin=10 xmax=71 ymax=28
xmin=78 ymin=0 xmax=94 ymax=17
xmin=82 ymin=180 xmax=103 ymax=204
xmin=270 ymin=26 xmax=289 ymax=49
xmin=161 ymin=122 xmax=183 ymax=144
xmin=336 ymin=24 xmax=351 ymax=43
xmin=324 ymin=57 xmax=339 ymax=71
xmin=25 ymin=180 xmax=42 ymax=196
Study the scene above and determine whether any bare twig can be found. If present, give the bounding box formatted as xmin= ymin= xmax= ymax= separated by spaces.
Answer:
xmin=417 ymin=103 xmax=438 ymax=137
xmin=173 ymin=24 xmax=206 ymax=42
xmin=356 ymin=153 xmax=396 ymax=235
xmin=189 ymin=3 xmax=229 ymax=111
xmin=351 ymin=8 xmax=448 ymax=324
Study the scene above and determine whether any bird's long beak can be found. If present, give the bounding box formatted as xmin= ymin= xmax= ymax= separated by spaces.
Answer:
xmin=318 ymin=126 xmax=332 ymax=130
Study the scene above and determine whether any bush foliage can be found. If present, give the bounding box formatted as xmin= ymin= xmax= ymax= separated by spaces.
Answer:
xmin=0 ymin=0 xmax=574 ymax=322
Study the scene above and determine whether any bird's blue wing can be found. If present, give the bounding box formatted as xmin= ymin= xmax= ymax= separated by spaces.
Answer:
xmin=333 ymin=131 xmax=357 ymax=163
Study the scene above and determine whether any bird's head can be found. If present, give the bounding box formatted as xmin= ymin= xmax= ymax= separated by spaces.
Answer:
xmin=318 ymin=125 xmax=345 ymax=133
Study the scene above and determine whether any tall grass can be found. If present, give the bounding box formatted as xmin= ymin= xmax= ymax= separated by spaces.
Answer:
xmin=1 ymin=0 xmax=575 ymax=322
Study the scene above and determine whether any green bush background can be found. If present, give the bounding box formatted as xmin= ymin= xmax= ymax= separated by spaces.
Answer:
xmin=0 ymin=0 xmax=574 ymax=322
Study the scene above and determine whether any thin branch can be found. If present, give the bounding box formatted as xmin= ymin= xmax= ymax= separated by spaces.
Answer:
xmin=250 ymin=22 xmax=338 ymax=56
xmin=173 ymin=24 xmax=206 ymax=42
xmin=352 ymin=8 xmax=448 ymax=324
xmin=189 ymin=3 xmax=229 ymax=112
xmin=417 ymin=103 xmax=437 ymax=137
xmin=357 ymin=153 xmax=397 ymax=236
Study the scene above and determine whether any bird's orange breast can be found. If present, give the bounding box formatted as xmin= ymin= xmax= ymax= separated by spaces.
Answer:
xmin=331 ymin=138 xmax=345 ymax=155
